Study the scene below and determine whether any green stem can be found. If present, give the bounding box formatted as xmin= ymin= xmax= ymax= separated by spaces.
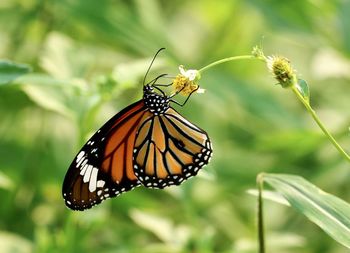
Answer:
xmin=257 ymin=173 xmax=266 ymax=253
xmin=291 ymin=85 xmax=350 ymax=163
xmin=198 ymin=55 xmax=256 ymax=73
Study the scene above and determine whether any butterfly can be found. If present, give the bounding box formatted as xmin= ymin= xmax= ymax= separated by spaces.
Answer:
xmin=62 ymin=49 xmax=212 ymax=211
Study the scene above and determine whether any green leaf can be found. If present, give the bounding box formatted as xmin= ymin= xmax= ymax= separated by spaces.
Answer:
xmin=129 ymin=209 xmax=191 ymax=245
xmin=262 ymin=173 xmax=350 ymax=249
xmin=247 ymin=189 xmax=290 ymax=206
xmin=295 ymin=79 xmax=310 ymax=103
xmin=0 ymin=60 xmax=31 ymax=85
xmin=16 ymin=74 xmax=75 ymax=118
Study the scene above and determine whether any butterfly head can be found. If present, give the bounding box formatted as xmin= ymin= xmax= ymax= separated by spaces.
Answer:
xmin=143 ymin=84 xmax=170 ymax=115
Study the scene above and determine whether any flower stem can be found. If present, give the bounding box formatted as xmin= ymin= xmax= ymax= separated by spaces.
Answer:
xmin=291 ymin=86 xmax=350 ymax=163
xmin=198 ymin=55 xmax=257 ymax=74
xmin=257 ymin=173 xmax=266 ymax=253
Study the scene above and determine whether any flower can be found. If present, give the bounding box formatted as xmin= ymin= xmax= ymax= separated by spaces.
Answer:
xmin=266 ymin=55 xmax=297 ymax=88
xmin=172 ymin=65 xmax=204 ymax=95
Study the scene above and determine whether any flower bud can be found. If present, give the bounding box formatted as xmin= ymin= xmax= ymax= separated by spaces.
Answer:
xmin=266 ymin=56 xmax=297 ymax=88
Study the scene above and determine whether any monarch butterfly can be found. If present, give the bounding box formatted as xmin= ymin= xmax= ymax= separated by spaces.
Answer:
xmin=62 ymin=49 xmax=212 ymax=211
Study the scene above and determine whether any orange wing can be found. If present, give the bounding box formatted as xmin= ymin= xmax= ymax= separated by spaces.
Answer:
xmin=133 ymin=107 xmax=212 ymax=188
xmin=62 ymin=100 xmax=150 ymax=211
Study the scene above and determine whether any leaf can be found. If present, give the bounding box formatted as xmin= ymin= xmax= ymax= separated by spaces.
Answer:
xmin=39 ymin=32 xmax=75 ymax=79
xmin=247 ymin=189 xmax=290 ymax=206
xmin=16 ymin=74 xmax=75 ymax=118
xmin=0 ymin=60 xmax=31 ymax=85
xmin=295 ymin=78 xmax=310 ymax=103
xmin=129 ymin=209 xmax=191 ymax=246
xmin=262 ymin=173 xmax=350 ymax=249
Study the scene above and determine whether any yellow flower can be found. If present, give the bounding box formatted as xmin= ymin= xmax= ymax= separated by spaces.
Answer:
xmin=172 ymin=65 xmax=204 ymax=95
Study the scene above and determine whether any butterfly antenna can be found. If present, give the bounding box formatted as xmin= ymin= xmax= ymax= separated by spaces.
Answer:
xmin=143 ymin=48 xmax=165 ymax=86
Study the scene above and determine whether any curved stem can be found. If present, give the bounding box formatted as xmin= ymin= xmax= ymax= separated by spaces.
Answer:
xmin=291 ymin=86 xmax=350 ymax=163
xmin=198 ymin=55 xmax=257 ymax=73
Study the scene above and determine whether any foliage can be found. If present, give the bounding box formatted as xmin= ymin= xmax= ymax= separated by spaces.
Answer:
xmin=0 ymin=1 xmax=350 ymax=253
xmin=0 ymin=60 xmax=31 ymax=85
xmin=260 ymin=173 xmax=350 ymax=249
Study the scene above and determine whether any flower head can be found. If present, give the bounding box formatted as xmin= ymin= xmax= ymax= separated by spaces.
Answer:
xmin=172 ymin=65 xmax=204 ymax=95
xmin=266 ymin=55 xmax=297 ymax=88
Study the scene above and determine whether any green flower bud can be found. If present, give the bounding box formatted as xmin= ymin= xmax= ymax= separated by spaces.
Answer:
xmin=266 ymin=56 xmax=297 ymax=88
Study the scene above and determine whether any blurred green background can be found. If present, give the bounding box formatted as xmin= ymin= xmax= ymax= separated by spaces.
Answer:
xmin=1 ymin=0 xmax=350 ymax=252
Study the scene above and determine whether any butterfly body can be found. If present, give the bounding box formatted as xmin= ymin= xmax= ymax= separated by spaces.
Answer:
xmin=143 ymin=85 xmax=170 ymax=115
xmin=63 ymin=77 xmax=212 ymax=211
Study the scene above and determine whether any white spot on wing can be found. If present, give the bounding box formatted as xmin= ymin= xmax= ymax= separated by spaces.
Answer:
xmin=80 ymin=164 xmax=88 ymax=176
xmin=83 ymin=165 xmax=93 ymax=183
xmin=89 ymin=167 xmax=98 ymax=192
xmin=80 ymin=159 xmax=88 ymax=170
xmin=97 ymin=180 xmax=105 ymax=188
xmin=76 ymin=157 xmax=85 ymax=168
xmin=76 ymin=151 xmax=85 ymax=163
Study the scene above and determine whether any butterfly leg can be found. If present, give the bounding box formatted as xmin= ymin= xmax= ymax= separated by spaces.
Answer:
xmin=170 ymin=86 xmax=199 ymax=107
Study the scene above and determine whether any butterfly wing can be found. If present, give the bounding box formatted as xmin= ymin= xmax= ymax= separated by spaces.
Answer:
xmin=133 ymin=107 xmax=212 ymax=188
xmin=62 ymin=100 xmax=152 ymax=210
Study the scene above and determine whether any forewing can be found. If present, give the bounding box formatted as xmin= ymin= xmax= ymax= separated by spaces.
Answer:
xmin=133 ymin=107 xmax=212 ymax=188
xmin=62 ymin=100 xmax=149 ymax=210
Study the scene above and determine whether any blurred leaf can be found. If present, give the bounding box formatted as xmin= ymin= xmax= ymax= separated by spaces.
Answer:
xmin=130 ymin=209 xmax=173 ymax=242
xmin=39 ymin=32 xmax=95 ymax=79
xmin=22 ymin=84 xmax=72 ymax=117
xmin=339 ymin=1 xmax=350 ymax=54
xmin=15 ymin=74 xmax=76 ymax=118
xmin=39 ymin=32 xmax=74 ymax=79
xmin=247 ymin=189 xmax=290 ymax=206
xmin=0 ymin=171 xmax=14 ymax=190
xmin=0 ymin=60 xmax=31 ymax=85
xmin=0 ymin=231 xmax=33 ymax=253
xmin=234 ymin=233 xmax=305 ymax=253
xmin=296 ymin=78 xmax=310 ymax=103
xmin=129 ymin=209 xmax=191 ymax=246
xmin=247 ymin=0 xmax=316 ymax=31
xmin=263 ymin=173 xmax=350 ymax=249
